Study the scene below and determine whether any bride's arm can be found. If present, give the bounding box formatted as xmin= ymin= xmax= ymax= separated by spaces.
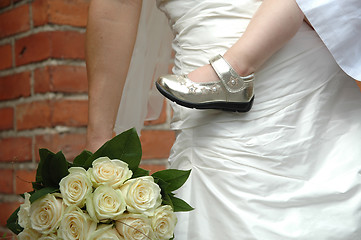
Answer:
xmin=85 ymin=0 xmax=142 ymax=152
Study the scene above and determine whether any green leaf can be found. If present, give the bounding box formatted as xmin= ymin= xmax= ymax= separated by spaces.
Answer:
xmin=6 ymin=207 xmax=23 ymax=235
xmin=162 ymin=192 xmax=173 ymax=209
xmin=73 ymin=150 xmax=93 ymax=167
xmin=154 ymin=177 xmax=170 ymax=194
xmin=37 ymin=148 xmax=55 ymax=183
xmin=154 ymin=177 xmax=175 ymax=209
xmin=83 ymin=128 xmax=142 ymax=171
xmin=152 ymin=169 xmax=191 ymax=192
xmin=67 ymin=161 xmax=73 ymax=168
xmin=132 ymin=167 xmax=150 ymax=178
xmin=29 ymin=187 xmax=58 ymax=203
xmin=169 ymin=195 xmax=194 ymax=212
xmin=41 ymin=151 xmax=69 ymax=188
xmin=39 ymin=148 xmax=54 ymax=161
xmin=32 ymin=181 xmax=43 ymax=190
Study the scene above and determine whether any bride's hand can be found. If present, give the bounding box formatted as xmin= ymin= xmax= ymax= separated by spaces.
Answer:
xmin=85 ymin=129 xmax=113 ymax=153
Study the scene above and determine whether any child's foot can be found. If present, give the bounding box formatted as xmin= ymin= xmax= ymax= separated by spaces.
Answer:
xmin=155 ymin=55 xmax=255 ymax=112
xmin=187 ymin=55 xmax=253 ymax=83
xmin=187 ymin=64 xmax=219 ymax=83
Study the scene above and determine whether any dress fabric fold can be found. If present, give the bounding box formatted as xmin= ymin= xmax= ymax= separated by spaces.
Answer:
xmin=155 ymin=0 xmax=361 ymax=239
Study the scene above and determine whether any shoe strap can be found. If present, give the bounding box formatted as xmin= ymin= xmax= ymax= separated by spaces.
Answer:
xmin=209 ymin=54 xmax=254 ymax=93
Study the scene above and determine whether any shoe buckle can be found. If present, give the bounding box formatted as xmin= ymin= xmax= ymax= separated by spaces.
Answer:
xmin=209 ymin=54 xmax=254 ymax=93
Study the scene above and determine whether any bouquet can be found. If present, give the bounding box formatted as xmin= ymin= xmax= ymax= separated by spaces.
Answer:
xmin=7 ymin=128 xmax=193 ymax=240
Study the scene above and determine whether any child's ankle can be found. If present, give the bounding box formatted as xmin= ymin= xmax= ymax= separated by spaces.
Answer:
xmin=223 ymin=54 xmax=255 ymax=77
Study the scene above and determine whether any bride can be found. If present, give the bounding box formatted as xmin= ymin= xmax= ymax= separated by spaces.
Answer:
xmin=85 ymin=0 xmax=361 ymax=239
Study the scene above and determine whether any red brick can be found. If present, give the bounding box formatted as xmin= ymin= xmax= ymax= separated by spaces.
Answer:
xmin=144 ymin=100 xmax=167 ymax=126
xmin=0 ymin=4 xmax=30 ymax=38
xmin=0 ymin=0 xmax=11 ymax=8
xmin=0 ymin=137 xmax=32 ymax=162
xmin=15 ymin=31 xmax=85 ymax=66
xmin=15 ymin=169 xmax=36 ymax=194
xmin=356 ymin=80 xmax=361 ymax=92
xmin=34 ymin=66 xmax=51 ymax=93
xmin=16 ymin=99 xmax=88 ymax=130
xmin=32 ymin=0 xmax=48 ymax=26
xmin=0 ymin=169 xmax=14 ymax=194
xmin=139 ymin=164 xmax=167 ymax=175
xmin=52 ymin=100 xmax=88 ymax=126
xmin=0 ymin=107 xmax=14 ymax=130
xmin=0 ymin=202 xmax=21 ymax=228
xmin=34 ymin=65 xmax=87 ymax=93
xmin=16 ymin=100 xmax=51 ymax=130
xmin=0 ymin=71 xmax=31 ymax=101
xmin=35 ymin=132 xmax=86 ymax=162
xmin=51 ymin=31 xmax=85 ymax=59
xmin=52 ymin=65 xmax=88 ymax=92
xmin=15 ymin=31 xmax=52 ymax=66
xmin=0 ymin=44 xmax=12 ymax=70
xmin=140 ymin=130 xmax=175 ymax=159
xmin=33 ymin=0 xmax=89 ymax=27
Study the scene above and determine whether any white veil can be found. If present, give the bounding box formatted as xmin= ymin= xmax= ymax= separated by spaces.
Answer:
xmin=114 ymin=0 xmax=173 ymax=134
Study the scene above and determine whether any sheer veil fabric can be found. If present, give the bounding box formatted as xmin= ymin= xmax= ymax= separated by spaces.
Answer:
xmin=114 ymin=0 xmax=172 ymax=134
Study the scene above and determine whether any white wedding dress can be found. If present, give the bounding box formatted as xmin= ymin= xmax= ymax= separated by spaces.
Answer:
xmin=152 ymin=0 xmax=361 ymax=239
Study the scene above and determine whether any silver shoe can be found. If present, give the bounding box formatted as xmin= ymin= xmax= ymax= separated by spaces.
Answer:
xmin=155 ymin=54 xmax=255 ymax=112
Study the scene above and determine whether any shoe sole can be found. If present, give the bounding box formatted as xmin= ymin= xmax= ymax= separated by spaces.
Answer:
xmin=156 ymin=82 xmax=254 ymax=112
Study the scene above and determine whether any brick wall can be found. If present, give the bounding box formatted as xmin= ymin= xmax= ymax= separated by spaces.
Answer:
xmin=0 ymin=0 xmax=174 ymax=237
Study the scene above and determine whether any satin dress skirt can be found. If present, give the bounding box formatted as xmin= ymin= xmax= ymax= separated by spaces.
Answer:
xmin=156 ymin=0 xmax=361 ymax=239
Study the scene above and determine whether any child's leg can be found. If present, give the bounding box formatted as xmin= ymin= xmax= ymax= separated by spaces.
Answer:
xmin=188 ymin=0 xmax=305 ymax=82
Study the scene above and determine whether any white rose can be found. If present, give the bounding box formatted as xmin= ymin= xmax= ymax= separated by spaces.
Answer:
xmin=116 ymin=214 xmax=154 ymax=240
xmin=120 ymin=176 xmax=162 ymax=216
xmin=87 ymin=157 xmax=132 ymax=188
xmin=151 ymin=205 xmax=177 ymax=240
xmin=59 ymin=167 xmax=93 ymax=207
xmin=89 ymin=224 xmax=124 ymax=240
xmin=86 ymin=184 xmax=126 ymax=222
xmin=39 ymin=233 xmax=59 ymax=240
xmin=58 ymin=205 xmax=97 ymax=240
xmin=29 ymin=193 xmax=65 ymax=235
xmin=18 ymin=192 xmax=31 ymax=228
xmin=18 ymin=228 xmax=41 ymax=240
